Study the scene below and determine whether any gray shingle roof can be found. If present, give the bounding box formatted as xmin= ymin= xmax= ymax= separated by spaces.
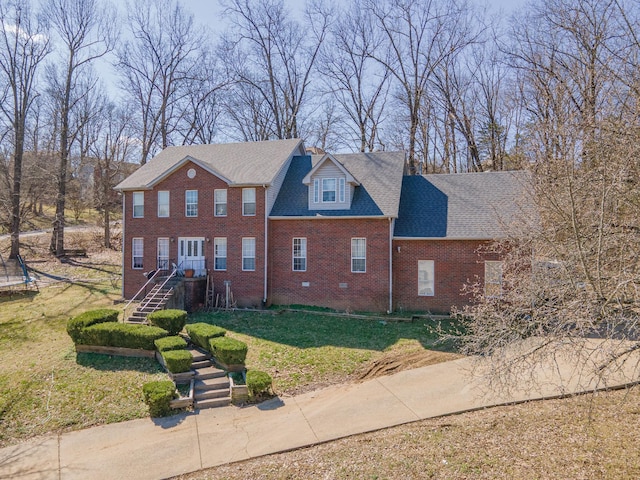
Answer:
xmin=270 ymin=151 xmax=405 ymax=218
xmin=394 ymin=170 xmax=532 ymax=238
xmin=114 ymin=139 xmax=305 ymax=190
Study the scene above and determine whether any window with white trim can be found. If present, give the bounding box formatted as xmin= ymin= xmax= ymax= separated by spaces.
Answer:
xmin=214 ymin=237 xmax=227 ymax=270
xmin=157 ymin=238 xmax=169 ymax=270
xmin=242 ymin=237 xmax=256 ymax=271
xmin=292 ymin=238 xmax=307 ymax=271
xmin=338 ymin=178 xmax=346 ymax=203
xmin=313 ymin=179 xmax=320 ymax=203
xmin=132 ymin=238 xmax=143 ymax=269
xmin=157 ymin=191 xmax=169 ymax=217
xmin=418 ymin=260 xmax=435 ymax=296
xmin=214 ymin=189 xmax=227 ymax=216
xmin=322 ymin=178 xmax=337 ymax=202
xmin=132 ymin=192 xmax=144 ymax=218
xmin=185 ymin=190 xmax=198 ymax=217
xmin=485 ymin=261 xmax=503 ymax=298
xmin=351 ymin=238 xmax=366 ymax=273
xmin=242 ymin=188 xmax=256 ymax=216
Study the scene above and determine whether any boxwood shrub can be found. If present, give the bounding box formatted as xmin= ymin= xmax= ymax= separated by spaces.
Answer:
xmin=161 ymin=349 xmax=193 ymax=373
xmin=81 ymin=323 xmax=168 ymax=350
xmin=142 ymin=381 xmax=177 ymax=417
xmin=186 ymin=323 xmax=226 ymax=350
xmin=147 ymin=309 xmax=187 ymax=335
xmin=67 ymin=309 xmax=119 ymax=344
xmin=246 ymin=370 xmax=273 ymax=400
xmin=154 ymin=335 xmax=188 ymax=352
xmin=209 ymin=336 xmax=248 ymax=366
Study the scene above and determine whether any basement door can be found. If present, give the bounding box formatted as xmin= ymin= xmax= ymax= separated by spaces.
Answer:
xmin=178 ymin=237 xmax=206 ymax=277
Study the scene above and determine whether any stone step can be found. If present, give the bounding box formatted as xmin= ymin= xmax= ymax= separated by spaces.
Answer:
xmin=194 ymin=388 xmax=230 ymax=401
xmin=125 ymin=318 xmax=147 ymax=324
xmin=187 ymin=348 xmax=211 ymax=363
xmin=194 ymin=366 xmax=226 ymax=380
xmin=191 ymin=360 xmax=211 ymax=369
xmin=194 ymin=397 xmax=231 ymax=410
xmin=194 ymin=377 xmax=229 ymax=392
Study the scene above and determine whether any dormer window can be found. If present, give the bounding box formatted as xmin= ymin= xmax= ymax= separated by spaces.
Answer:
xmin=304 ymin=154 xmax=360 ymax=211
xmin=322 ymin=178 xmax=336 ymax=202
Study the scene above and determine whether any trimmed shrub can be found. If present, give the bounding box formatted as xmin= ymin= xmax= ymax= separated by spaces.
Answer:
xmin=142 ymin=381 xmax=177 ymax=417
xmin=161 ymin=349 xmax=193 ymax=373
xmin=186 ymin=323 xmax=226 ymax=350
xmin=81 ymin=323 xmax=168 ymax=350
xmin=246 ymin=370 xmax=273 ymax=400
xmin=154 ymin=335 xmax=188 ymax=352
xmin=209 ymin=336 xmax=248 ymax=366
xmin=67 ymin=309 xmax=119 ymax=343
xmin=147 ymin=309 xmax=187 ymax=336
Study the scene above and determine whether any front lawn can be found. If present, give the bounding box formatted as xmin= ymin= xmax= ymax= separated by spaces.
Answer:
xmin=189 ymin=310 xmax=461 ymax=395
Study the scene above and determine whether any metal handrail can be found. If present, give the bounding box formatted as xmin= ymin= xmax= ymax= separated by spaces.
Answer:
xmin=16 ymin=254 xmax=31 ymax=284
xmin=123 ymin=268 xmax=164 ymax=312
xmin=0 ymin=251 xmax=7 ymax=281
xmin=138 ymin=265 xmax=178 ymax=312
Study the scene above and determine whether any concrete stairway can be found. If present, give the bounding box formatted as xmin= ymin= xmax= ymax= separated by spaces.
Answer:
xmin=125 ymin=277 xmax=179 ymax=324
xmin=189 ymin=348 xmax=231 ymax=409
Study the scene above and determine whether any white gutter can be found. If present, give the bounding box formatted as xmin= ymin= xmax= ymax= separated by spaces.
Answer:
xmin=263 ymin=185 xmax=268 ymax=304
xmin=121 ymin=193 xmax=125 ymax=299
xmin=270 ymin=215 xmax=397 ymax=221
xmin=393 ymin=236 xmax=496 ymax=241
xmin=388 ymin=218 xmax=395 ymax=314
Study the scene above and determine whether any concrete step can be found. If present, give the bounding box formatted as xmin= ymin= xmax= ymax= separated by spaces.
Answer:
xmin=194 ymin=397 xmax=231 ymax=410
xmin=191 ymin=360 xmax=212 ymax=369
xmin=194 ymin=366 xmax=226 ymax=380
xmin=194 ymin=388 xmax=229 ymax=401
xmin=194 ymin=377 xmax=229 ymax=392
xmin=187 ymin=348 xmax=211 ymax=363
xmin=125 ymin=318 xmax=147 ymax=324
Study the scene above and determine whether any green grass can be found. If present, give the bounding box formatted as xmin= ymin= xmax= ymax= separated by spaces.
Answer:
xmin=189 ymin=310 xmax=460 ymax=394
xmin=0 ymin=279 xmax=166 ymax=448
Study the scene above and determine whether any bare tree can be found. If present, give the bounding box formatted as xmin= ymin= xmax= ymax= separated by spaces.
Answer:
xmin=117 ymin=0 xmax=208 ymax=164
xmin=219 ymin=0 xmax=331 ymax=141
xmin=0 ymin=0 xmax=49 ymax=258
xmin=44 ymin=0 xmax=117 ymax=256
xmin=319 ymin=0 xmax=390 ymax=152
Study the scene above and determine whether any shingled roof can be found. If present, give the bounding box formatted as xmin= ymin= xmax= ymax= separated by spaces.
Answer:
xmin=115 ymin=138 xmax=305 ymax=190
xmin=270 ymin=151 xmax=405 ymax=218
xmin=394 ymin=170 xmax=532 ymax=239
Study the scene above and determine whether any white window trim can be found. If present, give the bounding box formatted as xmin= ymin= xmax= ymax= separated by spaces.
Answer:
xmin=157 ymin=238 xmax=169 ymax=270
xmin=214 ymin=237 xmax=227 ymax=271
xmin=351 ymin=237 xmax=366 ymax=273
xmin=214 ymin=189 xmax=227 ymax=217
xmin=485 ymin=260 xmax=503 ymax=298
xmin=292 ymin=237 xmax=307 ymax=272
xmin=242 ymin=188 xmax=256 ymax=216
xmin=185 ymin=190 xmax=198 ymax=217
xmin=313 ymin=179 xmax=320 ymax=203
xmin=322 ymin=178 xmax=337 ymax=203
xmin=132 ymin=192 xmax=144 ymax=218
xmin=157 ymin=191 xmax=169 ymax=218
xmin=418 ymin=260 xmax=435 ymax=297
xmin=242 ymin=237 xmax=256 ymax=271
xmin=132 ymin=238 xmax=143 ymax=269
xmin=338 ymin=178 xmax=346 ymax=203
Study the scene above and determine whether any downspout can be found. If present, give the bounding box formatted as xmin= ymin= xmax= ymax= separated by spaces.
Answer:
xmin=121 ymin=192 xmax=125 ymax=299
xmin=388 ymin=218 xmax=394 ymax=314
xmin=263 ymin=185 xmax=268 ymax=305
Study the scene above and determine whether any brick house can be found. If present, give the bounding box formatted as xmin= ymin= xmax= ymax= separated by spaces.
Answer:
xmin=115 ymin=139 xmax=529 ymax=313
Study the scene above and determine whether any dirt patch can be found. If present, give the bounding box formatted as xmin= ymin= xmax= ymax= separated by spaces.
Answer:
xmin=356 ymin=350 xmax=462 ymax=381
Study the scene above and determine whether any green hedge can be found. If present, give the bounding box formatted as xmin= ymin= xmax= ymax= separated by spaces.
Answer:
xmin=81 ymin=323 xmax=168 ymax=350
xmin=67 ymin=309 xmax=119 ymax=343
xmin=154 ymin=335 xmax=188 ymax=352
xmin=246 ymin=370 xmax=273 ymax=400
xmin=161 ymin=350 xmax=193 ymax=373
xmin=142 ymin=381 xmax=177 ymax=417
xmin=147 ymin=309 xmax=187 ymax=335
xmin=209 ymin=336 xmax=248 ymax=366
xmin=186 ymin=323 xmax=226 ymax=350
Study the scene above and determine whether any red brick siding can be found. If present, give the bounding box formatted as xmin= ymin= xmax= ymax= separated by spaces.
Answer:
xmin=392 ymin=239 xmax=499 ymax=314
xmin=122 ymin=161 xmax=266 ymax=307
xmin=268 ymin=218 xmax=391 ymax=312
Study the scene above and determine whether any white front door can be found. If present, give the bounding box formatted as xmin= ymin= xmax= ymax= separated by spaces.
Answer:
xmin=178 ymin=237 xmax=206 ymax=276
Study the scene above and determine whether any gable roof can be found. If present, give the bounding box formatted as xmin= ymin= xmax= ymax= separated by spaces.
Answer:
xmin=301 ymin=153 xmax=360 ymax=186
xmin=394 ymin=170 xmax=532 ymax=239
xmin=115 ymin=138 xmax=305 ymax=190
xmin=270 ymin=151 xmax=405 ymax=218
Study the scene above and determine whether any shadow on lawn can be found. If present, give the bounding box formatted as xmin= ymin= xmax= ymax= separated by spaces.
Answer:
xmin=189 ymin=311 xmax=462 ymax=353
xmin=75 ymin=352 xmax=164 ymax=374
